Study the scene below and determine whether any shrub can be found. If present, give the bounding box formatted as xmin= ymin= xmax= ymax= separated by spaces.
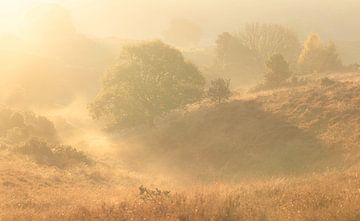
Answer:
xmin=207 ymin=78 xmax=232 ymax=104
xmin=264 ymin=54 xmax=291 ymax=88
xmin=14 ymin=138 xmax=94 ymax=168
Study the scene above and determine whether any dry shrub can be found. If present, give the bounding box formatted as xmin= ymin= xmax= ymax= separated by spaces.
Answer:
xmin=13 ymin=138 xmax=94 ymax=168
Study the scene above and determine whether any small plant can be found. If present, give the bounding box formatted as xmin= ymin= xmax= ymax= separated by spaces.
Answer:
xmin=138 ymin=185 xmax=170 ymax=201
xmin=207 ymin=78 xmax=232 ymax=104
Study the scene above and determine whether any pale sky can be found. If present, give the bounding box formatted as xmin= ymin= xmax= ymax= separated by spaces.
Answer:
xmin=0 ymin=0 xmax=359 ymax=42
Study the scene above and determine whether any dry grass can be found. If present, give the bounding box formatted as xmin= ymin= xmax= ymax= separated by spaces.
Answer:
xmin=3 ymin=74 xmax=360 ymax=220
xmin=2 ymin=164 xmax=360 ymax=221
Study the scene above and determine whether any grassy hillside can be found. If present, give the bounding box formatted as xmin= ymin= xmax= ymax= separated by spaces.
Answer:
xmin=2 ymin=73 xmax=360 ymax=220
xmin=121 ymin=75 xmax=360 ymax=180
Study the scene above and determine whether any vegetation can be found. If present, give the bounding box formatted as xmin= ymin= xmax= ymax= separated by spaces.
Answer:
xmin=298 ymin=33 xmax=343 ymax=74
xmin=207 ymin=78 xmax=232 ymax=104
xmin=89 ymin=40 xmax=205 ymax=130
xmin=212 ymin=23 xmax=300 ymax=86
xmin=2 ymin=2 xmax=360 ymax=221
xmin=13 ymin=138 xmax=94 ymax=168
xmin=264 ymin=54 xmax=292 ymax=88
xmin=239 ymin=23 xmax=300 ymax=65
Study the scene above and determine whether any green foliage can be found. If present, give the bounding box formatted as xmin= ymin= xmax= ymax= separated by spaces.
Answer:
xmin=89 ymin=40 xmax=205 ymax=130
xmin=298 ymin=34 xmax=343 ymax=74
xmin=207 ymin=78 xmax=232 ymax=104
xmin=264 ymin=54 xmax=291 ymax=88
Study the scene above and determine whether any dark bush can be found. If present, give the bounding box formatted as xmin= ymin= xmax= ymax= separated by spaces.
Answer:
xmin=14 ymin=138 xmax=94 ymax=168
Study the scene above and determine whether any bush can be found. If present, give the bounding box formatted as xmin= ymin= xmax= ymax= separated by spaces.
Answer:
xmin=0 ymin=107 xmax=58 ymax=144
xmin=14 ymin=138 xmax=94 ymax=168
xmin=207 ymin=78 xmax=232 ymax=104
xmin=263 ymin=54 xmax=291 ymax=88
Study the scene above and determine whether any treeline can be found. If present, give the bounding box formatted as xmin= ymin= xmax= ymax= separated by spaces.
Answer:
xmin=211 ymin=23 xmax=354 ymax=89
xmin=90 ymin=23 xmax=359 ymax=131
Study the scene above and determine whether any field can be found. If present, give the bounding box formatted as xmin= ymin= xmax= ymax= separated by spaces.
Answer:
xmin=1 ymin=74 xmax=360 ymax=221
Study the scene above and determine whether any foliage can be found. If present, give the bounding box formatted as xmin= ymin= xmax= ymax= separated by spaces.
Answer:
xmin=207 ymin=78 xmax=232 ymax=104
xmin=212 ymin=23 xmax=300 ymax=86
xmin=0 ymin=107 xmax=58 ymax=145
xmin=89 ymin=40 xmax=205 ymax=130
xmin=298 ymin=33 xmax=343 ymax=74
xmin=264 ymin=54 xmax=292 ymax=88
xmin=138 ymin=185 xmax=171 ymax=202
xmin=14 ymin=138 xmax=94 ymax=168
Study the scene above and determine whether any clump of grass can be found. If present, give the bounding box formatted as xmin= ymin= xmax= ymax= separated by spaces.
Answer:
xmin=13 ymin=138 xmax=94 ymax=168
xmin=139 ymin=185 xmax=171 ymax=201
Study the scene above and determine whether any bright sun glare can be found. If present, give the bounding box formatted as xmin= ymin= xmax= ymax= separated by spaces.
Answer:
xmin=0 ymin=0 xmax=60 ymax=35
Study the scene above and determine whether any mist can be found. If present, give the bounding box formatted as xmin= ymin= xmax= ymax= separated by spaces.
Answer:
xmin=1 ymin=1 xmax=360 ymax=220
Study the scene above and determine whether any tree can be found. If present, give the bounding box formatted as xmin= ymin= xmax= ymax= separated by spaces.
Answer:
xmin=298 ymin=33 xmax=343 ymax=74
xmin=238 ymin=23 xmax=300 ymax=65
xmin=89 ymin=40 xmax=205 ymax=130
xmin=264 ymin=54 xmax=291 ymax=88
xmin=207 ymin=78 xmax=232 ymax=104
xmin=213 ymin=32 xmax=259 ymax=86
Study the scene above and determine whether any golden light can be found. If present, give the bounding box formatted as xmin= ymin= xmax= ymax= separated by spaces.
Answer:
xmin=0 ymin=0 xmax=60 ymax=35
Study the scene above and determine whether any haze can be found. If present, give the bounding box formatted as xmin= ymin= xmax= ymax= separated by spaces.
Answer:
xmin=1 ymin=1 xmax=360 ymax=220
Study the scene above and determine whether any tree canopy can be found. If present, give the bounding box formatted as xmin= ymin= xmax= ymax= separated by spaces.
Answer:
xmin=89 ymin=40 xmax=205 ymax=130
xmin=298 ymin=33 xmax=343 ymax=74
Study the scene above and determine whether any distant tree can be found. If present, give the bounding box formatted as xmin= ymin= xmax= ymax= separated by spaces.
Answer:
xmin=238 ymin=23 xmax=301 ymax=65
xmin=264 ymin=54 xmax=291 ymax=88
xmin=207 ymin=78 xmax=232 ymax=104
xmin=163 ymin=19 xmax=202 ymax=47
xmin=298 ymin=33 xmax=343 ymax=74
xmin=89 ymin=40 xmax=205 ymax=130
xmin=213 ymin=32 xmax=259 ymax=86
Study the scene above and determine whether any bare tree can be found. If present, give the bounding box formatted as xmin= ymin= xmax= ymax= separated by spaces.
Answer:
xmin=238 ymin=23 xmax=300 ymax=65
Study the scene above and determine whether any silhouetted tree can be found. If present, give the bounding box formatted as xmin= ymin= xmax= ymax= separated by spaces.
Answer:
xmin=264 ymin=54 xmax=291 ymax=88
xmin=207 ymin=78 xmax=232 ymax=104
xmin=89 ymin=40 xmax=205 ymax=130
xmin=298 ymin=33 xmax=343 ymax=74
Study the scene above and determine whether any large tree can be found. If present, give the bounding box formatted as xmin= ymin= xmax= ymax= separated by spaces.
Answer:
xmin=89 ymin=40 xmax=205 ymax=130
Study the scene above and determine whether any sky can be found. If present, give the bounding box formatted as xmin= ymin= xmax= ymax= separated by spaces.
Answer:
xmin=0 ymin=0 xmax=359 ymax=42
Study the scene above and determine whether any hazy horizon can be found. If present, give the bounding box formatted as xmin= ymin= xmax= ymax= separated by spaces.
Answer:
xmin=2 ymin=0 xmax=360 ymax=44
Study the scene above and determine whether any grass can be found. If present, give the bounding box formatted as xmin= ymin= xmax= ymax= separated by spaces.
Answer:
xmin=2 ymin=166 xmax=360 ymax=221
xmin=3 ymin=74 xmax=360 ymax=220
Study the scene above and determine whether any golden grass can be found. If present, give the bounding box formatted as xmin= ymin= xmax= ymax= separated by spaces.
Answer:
xmin=2 ymin=166 xmax=360 ymax=221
